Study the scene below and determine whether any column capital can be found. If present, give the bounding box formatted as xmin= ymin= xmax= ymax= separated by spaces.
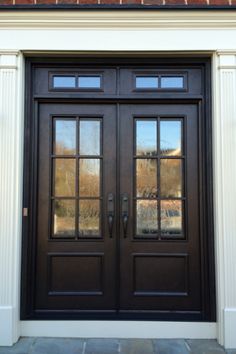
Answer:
xmin=0 ymin=51 xmax=19 ymax=69
xmin=217 ymin=52 xmax=236 ymax=69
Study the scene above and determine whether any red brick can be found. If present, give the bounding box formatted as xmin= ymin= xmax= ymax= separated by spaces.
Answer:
xmin=79 ymin=0 xmax=98 ymax=4
xmin=209 ymin=0 xmax=229 ymax=4
xmin=122 ymin=0 xmax=142 ymax=4
xmin=143 ymin=0 xmax=163 ymax=4
xmin=58 ymin=0 xmax=77 ymax=3
xmin=36 ymin=0 xmax=55 ymax=3
xmin=187 ymin=0 xmax=207 ymax=4
xmin=231 ymin=0 xmax=236 ymax=4
xmin=0 ymin=0 xmax=13 ymax=4
xmin=15 ymin=0 xmax=34 ymax=4
xmin=165 ymin=0 xmax=185 ymax=4
xmin=100 ymin=0 xmax=120 ymax=3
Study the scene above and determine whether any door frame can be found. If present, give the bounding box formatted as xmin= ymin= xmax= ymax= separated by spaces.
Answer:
xmin=21 ymin=56 xmax=215 ymax=321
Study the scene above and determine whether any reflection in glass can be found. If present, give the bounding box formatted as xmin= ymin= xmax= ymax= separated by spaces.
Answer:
xmin=136 ymin=120 xmax=157 ymax=156
xmin=161 ymin=76 xmax=184 ymax=89
xmin=79 ymin=200 xmax=100 ymax=237
xmin=53 ymin=200 xmax=75 ymax=237
xmin=78 ymin=76 xmax=101 ymax=88
xmin=160 ymin=120 xmax=181 ymax=156
xmin=54 ymin=120 xmax=76 ymax=155
xmin=136 ymin=76 xmax=158 ymax=89
xmin=79 ymin=159 xmax=100 ymax=197
xmin=79 ymin=121 xmax=100 ymax=156
xmin=54 ymin=159 xmax=76 ymax=197
xmin=160 ymin=159 xmax=182 ymax=197
xmin=136 ymin=200 xmax=158 ymax=235
xmin=136 ymin=159 xmax=157 ymax=198
xmin=161 ymin=200 xmax=182 ymax=236
xmin=53 ymin=76 xmax=76 ymax=88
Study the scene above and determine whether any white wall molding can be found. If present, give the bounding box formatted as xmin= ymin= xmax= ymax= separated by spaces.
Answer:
xmin=0 ymin=10 xmax=236 ymax=30
xmin=0 ymin=51 xmax=23 ymax=346
xmin=214 ymin=51 xmax=236 ymax=349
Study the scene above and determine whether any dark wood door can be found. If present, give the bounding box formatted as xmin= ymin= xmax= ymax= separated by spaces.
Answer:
xmin=35 ymin=103 xmax=117 ymax=313
xmin=22 ymin=59 xmax=215 ymax=321
xmin=119 ymin=104 xmax=201 ymax=319
xmin=35 ymin=101 xmax=202 ymax=319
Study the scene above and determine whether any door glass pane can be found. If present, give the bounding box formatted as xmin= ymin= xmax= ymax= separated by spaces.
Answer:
xmin=161 ymin=200 xmax=182 ymax=236
xmin=136 ymin=76 xmax=158 ymax=89
xmin=160 ymin=159 xmax=182 ymax=198
xmin=79 ymin=159 xmax=100 ymax=197
xmin=136 ymin=200 xmax=158 ymax=236
xmin=136 ymin=159 xmax=157 ymax=198
xmin=79 ymin=200 xmax=100 ymax=237
xmin=54 ymin=159 xmax=76 ymax=197
xmin=79 ymin=121 xmax=100 ymax=156
xmin=136 ymin=120 xmax=157 ymax=156
xmin=160 ymin=120 xmax=181 ymax=156
xmin=53 ymin=76 xmax=76 ymax=88
xmin=53 ymin=200 xmax=75 ymax=237
xmin=160 ymin=76 xmax=184 ymax=89
xmin=78 ymin=76 xmax=101 ymax=88
xmin=54 ymin=120 xmax=76 ymax=155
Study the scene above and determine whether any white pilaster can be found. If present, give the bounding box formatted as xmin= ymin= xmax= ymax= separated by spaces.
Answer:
xmin=214 ymin=52 xmax=236 ymax=349
xmin=0 ymin=51 xmax=23 ymax=346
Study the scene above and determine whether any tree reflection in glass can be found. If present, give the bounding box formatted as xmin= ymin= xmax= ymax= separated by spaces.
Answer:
xmin=54 ymin=200 xmax=75 ymax=237
xmin=79 ymin=200 xmax=100 ymax=237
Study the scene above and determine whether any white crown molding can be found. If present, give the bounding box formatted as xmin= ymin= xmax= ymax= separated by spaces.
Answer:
xmin=0 ymin=10 xmax=236 ymax=29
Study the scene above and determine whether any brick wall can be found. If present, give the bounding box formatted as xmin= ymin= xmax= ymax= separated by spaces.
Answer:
xmin=0 ymin=0 xmax=234 ymax=8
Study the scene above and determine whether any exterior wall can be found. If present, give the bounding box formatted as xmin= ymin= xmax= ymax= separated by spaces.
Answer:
xmin=0 ymin=10 xmax=236 ymax=349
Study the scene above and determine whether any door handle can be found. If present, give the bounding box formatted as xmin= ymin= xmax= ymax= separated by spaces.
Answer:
xmin=122 ymin=194 xmax=129 ymax=238
xmin=107 ymin=193 xmax=114 ymax=238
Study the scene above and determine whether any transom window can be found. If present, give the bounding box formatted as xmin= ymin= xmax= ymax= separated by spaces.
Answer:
xmin=51 ymin=74 xmax=102 ymax=90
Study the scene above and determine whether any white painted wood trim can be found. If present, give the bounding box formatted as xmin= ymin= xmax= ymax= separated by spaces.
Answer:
xmin=0 ymin=51 xmax=24 ymax=346
xmin=0 ymin=10 xmax=236 ymax=29
xmin=20 ymin=321 xmax=217 ymax=339
xmin=214 ymin=52 xmax=236 ymax=350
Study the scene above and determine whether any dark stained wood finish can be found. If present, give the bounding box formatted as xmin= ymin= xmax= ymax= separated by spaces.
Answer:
xmin=119 ymin=104 xmax=201 ymax=317
xmin=21 ymin=57 xmax=215 ymax=321
xmin=36 ymin=103 xmax=117 ymax=312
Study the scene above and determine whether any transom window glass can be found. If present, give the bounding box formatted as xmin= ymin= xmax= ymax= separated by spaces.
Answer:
xmin=136 ymin=76 xmax=159 ymax=89
xmin=135 ymin=74 xmax=185 ymax=90
xmin=53 ymin=76 xmax=76 ymax=88
xmin=78 ymin=76 xmax=101 ymax=88
xmin=160 ymin=76 xmax=184 ymax=89
xmin=52 ymin=75 xmax=101 ymax=90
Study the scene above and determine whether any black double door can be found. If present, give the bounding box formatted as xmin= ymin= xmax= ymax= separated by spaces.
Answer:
xmin=35 ymin=101 xmax=204 ymax=319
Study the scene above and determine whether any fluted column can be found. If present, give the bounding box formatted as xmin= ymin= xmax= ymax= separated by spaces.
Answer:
xmin=0 ymin=51 xmax=23 ymax=346
xmin=214 ymin=53 xmax=236 ymax=349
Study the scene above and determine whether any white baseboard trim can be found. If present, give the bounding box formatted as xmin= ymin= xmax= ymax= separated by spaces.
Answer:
xmin=224 ymin=308 xmax=236 ymax=349
xmin=20 ymin=321 xmax=217 ymax=339
xmin=0 ymin=306 xmax=19 ymax=346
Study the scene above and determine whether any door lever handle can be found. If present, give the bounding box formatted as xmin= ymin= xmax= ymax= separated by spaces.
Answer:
xmin=122 ymin=194 xmax=129 ymax=238
xmin=107 ymin=193 xmax=114 ymax=238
